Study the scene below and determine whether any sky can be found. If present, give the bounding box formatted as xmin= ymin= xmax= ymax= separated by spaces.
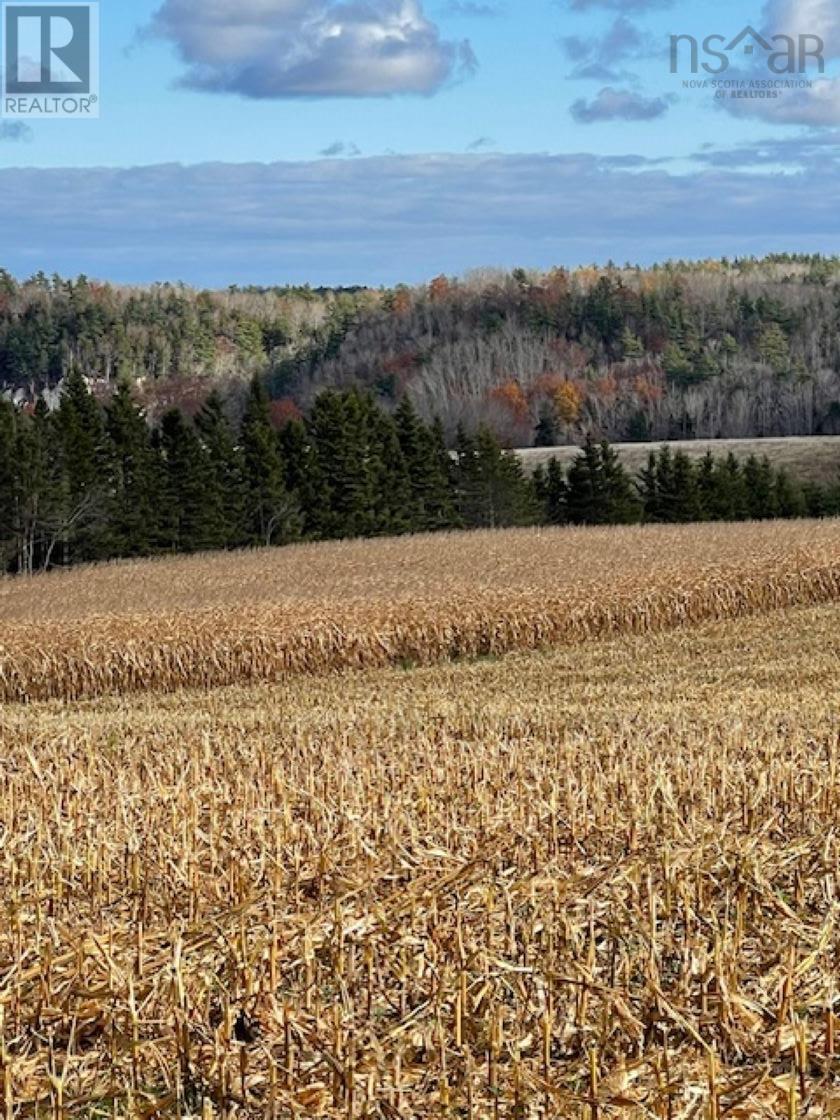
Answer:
xmin=0 ymin=0 xmax=839 ymax=286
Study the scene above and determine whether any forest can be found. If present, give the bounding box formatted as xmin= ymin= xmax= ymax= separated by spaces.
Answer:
xmin=1 ymin=368 xmax=837 ymax=575
xmin=4 ymin=254 xmax=840 ymax=448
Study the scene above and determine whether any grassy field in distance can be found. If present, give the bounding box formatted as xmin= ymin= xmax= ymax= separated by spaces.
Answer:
xmin=518 ymin=434 xmax=840 ymax=484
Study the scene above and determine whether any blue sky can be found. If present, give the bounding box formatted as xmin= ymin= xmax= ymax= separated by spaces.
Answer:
xmin=1 ymin=0 xmax=839 ymax=285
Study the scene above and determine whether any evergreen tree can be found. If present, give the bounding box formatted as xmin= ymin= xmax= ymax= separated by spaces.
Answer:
xmin=456 ymin=426 xmax=538 ymax=528
xmin=306 ymin=389 xmax=377 ymax=539
xmin=743 ymin=455 xmax=776 ymax=519
xmin=195 ymin=390 xmax=245 ymax=547
xmin=370 ymin=403 xmax=412 ymax=535
xmin=567 ymin=438 xmax=639 ymax=525
xmin=158 ymin=410 xmax=219 ymax=553
xmin=395 ymin=399 xmax=457 ymax=531
xmin=638 ymin=451 xmax=661 ymax=522
xmin=533 ymin=405 xmax=559 ymax=448
xmin=600 ymin=441 xmax=642 ymax=523
xmin=696 ymin=451 xmax=717 ymax=519
xmin=535 ymin=457 xmax=568 ymax=525
xmin=0 ymin=399 xmax=16 ymax=569
xmin=105 ymin=381 xmax=161 ymax=557
xmin=709 ymin=454 xmax=749 ymax=521
xmin=566 ymin=437 xmax=604 ymax=525
xmin=670 ymin=451 xmax=703 ymax=522
xmin=774 ymin=468 xmax=807 ymax=519
xmin=240 ymin=379 xmax=301 ymax=546
xmin=54 ymin=367 xmax=109 ymax=563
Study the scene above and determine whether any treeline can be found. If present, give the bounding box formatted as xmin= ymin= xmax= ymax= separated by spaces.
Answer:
xmin=0 ymin=270 xmax=371 ymax=390
xmin=6 ymin=258 xmax=840 ymax=450
xmin=290 ymin=262 xmax=840 ymax=445
xmin=534 ymin=443 xmax=840 ymax=527
xmin=1 ymin=374 xmax=838 ymax=576
xmin=0 ymin=372 xmax=530 ymax=574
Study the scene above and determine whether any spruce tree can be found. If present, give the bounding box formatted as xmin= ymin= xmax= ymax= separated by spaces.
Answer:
xmin=638 ymin=451 xmax=660 ymax=522
xmin=600 ymin=441 xmax=641 ymax=523
xmin=566 ymin=437 xmax=605 ymax=524
xmin=195 ymin=391 xmax=245 ymax=547
xmin=240 ymin=378 xmax=301 ymax=546
xmin=533 ymin=405 xmax=559 ymax=448
xmin=654 ymin=446 xmax=678 ymax=522
xmin=670 ymin=451 xmax=702 ymax=522
xmin=306 ymin=389 xmax=376 ymax=539
xmin=370 ymin=403 xmax=412 ymax=535
xmin=394 ymin=399 xmax=456 ymax=532
xmin=54 ymin=367 xmax=109 ymax=563
xmin=0 ymin=399 xmax=16 ymax=569
xmin=105 ymin=381 xmax=161 ymax=557
xmin=743 ymin=455 xmax=776 ymax=520
xmin=696 ymin=451 xmax=717 ymax=519
xmin=535 ymin=457 xmax=568 ymax=525
xmin=774 ymin=468 xmax=807 ymax=519
xmin=567 ymin=438 xmax=638 ymax=525
xmin=457 ymin=426 xmax=538 ymax=529
xmin=159 ymin=409 xmax=218 ymax=553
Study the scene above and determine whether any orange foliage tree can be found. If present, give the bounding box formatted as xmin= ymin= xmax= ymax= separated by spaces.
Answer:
xmin=553 ymin=381 xmax=584 ymax=425
xmin=490 ymin=380 xmax=529 ymax=422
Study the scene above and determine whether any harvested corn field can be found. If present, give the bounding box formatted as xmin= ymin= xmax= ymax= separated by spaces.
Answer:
xmin=1 ymin=520 xmax=840 ymax=701
xmin=2 ymin=603 xmax=840 ymax=1116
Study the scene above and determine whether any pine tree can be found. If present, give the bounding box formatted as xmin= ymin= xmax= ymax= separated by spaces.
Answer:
xmin=621 ymin=326 xmax=644 ymax=359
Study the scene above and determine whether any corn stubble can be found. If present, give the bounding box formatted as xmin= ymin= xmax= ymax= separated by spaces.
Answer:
xmin=1 ymin=578 xmax=840 ymax=1116
xmin=1 ymin=521 xmax=840 ymax=1118
xmin=1 ymin=521 xmax=840 ymax=703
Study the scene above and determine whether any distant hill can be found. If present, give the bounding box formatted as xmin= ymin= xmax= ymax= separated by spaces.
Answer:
xmin=4 ymin=254 xmax=840 ymax=444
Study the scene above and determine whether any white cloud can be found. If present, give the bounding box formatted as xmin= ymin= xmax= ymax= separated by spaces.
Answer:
xmin=148 ymin=0 xmax=476 ymax=98
xmin=722 ymin=77 xmax=840 ymax=125
xmin=715 ymin=0 xmax=840 ymax=125
xmin=1 ymin=155 xmax=838 ymax=286
xmin=571 ymin=86 xmax=673 ymax=121
xmin=762 ymin=0 xmax=840 ymax=58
